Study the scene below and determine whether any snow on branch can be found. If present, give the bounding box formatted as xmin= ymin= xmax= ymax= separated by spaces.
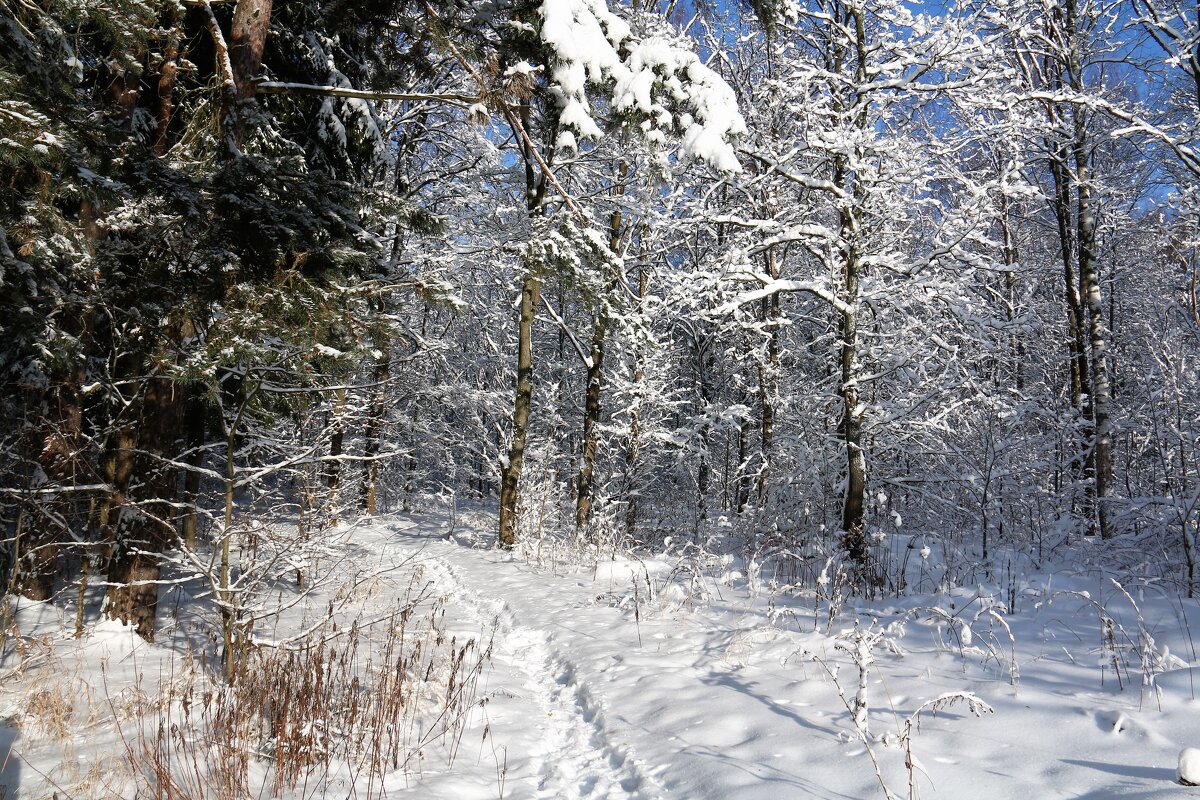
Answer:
xmin=539 ymin=295 xmax=595 ymax=368
xmin=538 ymin=0 xmax=747 ymax=172
xmin=255 ymin=81 xmax=478 ymax=108
xmin=720 ymin=277 xmax=850 ymax=316
xmin=1027 ymin=90 xmax=1200 ymax=176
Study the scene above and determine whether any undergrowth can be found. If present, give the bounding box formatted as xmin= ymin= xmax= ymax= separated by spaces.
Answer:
xmin=122 ymin=593 xmax=494 ymax=798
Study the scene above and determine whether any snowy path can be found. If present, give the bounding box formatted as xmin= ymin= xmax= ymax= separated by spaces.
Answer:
xmin=361 ymin=516 xmax=1200 ymax=800
xmin=416 ymin=553 xmax=656 ymax=799
xmin=365 ymin=520 xmax=889 ymax=799
xmin=5 ymin=513 xmax=1199 ymax=799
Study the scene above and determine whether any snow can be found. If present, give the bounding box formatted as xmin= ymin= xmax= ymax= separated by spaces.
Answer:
xmin=556 ymin=129 xmax=578 ymax=152
xmin=504 ymin=60 xmax=542 ymax=77
xmin=537 ymin=0 xmax=745 ymax=171
xmin=592 ymin=556 xmax=671 ymax=586
xmin=314 ymin=343 xmax=344 ymax=357
xmin=3 ymin=513 xmax=1200 ymax=798
xmin=1180 ymin=747 xmax=1200 ymax=785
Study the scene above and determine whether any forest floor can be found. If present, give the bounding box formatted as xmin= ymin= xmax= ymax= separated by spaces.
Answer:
xmin=2 ymin=511 xmax=1200 ymax=799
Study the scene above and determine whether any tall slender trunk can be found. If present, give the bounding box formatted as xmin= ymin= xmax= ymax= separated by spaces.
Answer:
xmin=1045 ymin=12 xmax=1093 ymax=530
xmin=576 ymin=163 xmax=627 ymax=531
xmin=837 ymin=2 xmax=870 ymax=565
xmin=1048 ymin=147 xmax=1089 ymax=415
xmin=497 ymin=101 xmax=546 ymax=549
xmin=403 ymin=409 xmax=420 ymax=513
xmin=325 ymin=386 xmax=347 ymax=523
xmin=756 ymin=247 xmax=780 ymax=504
xmin=154 ymin=8 xmax=182 ymax=157
xmin=999 ymin=191 xmax=1025 ymax=392
xmin=575 ymin=315 xmax=607 ymax=530
xmin=1048 ymin=0 xmax=1112 ymax=537
xmin=1072 ymin=107 xmax=1113 ymax=538
xmin=623 ymin=263 xmax=648 ymax=538
xmin=180 ymin=396 xmax=206 ymax=550
xmin=360 ymin=347 xmax=391 ymax=515
xmin=499 ymin=276 xmax=542 ymax=547
xmin=695 ymin=341 xmax=713 ymax=531
xmin=736 ymin=394 xmax=752 ymax=513
xmin=104 ymin=378 xmax=182 ymax=640
xmin=839 ymin=240 xmax=867 ymax=562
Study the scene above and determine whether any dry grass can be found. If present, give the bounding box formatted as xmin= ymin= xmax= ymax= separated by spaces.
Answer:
xmin=18 ymin=684 xmax=74 ymax=740
xmin=123 ymin=586 xmax=494 ymax=799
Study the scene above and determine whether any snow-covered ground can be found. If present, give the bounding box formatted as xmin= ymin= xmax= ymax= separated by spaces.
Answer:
xmin=2 ymin=512 xmax=1199 ymax=798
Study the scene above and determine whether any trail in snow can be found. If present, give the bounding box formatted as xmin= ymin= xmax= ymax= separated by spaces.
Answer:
xmin=5 ymin=512 xmax=1200 ymax=800
xmin=415 ymin=551 xmax=658 ymax=799
xmin=365 ymin=516 xmax=1200 ymax=800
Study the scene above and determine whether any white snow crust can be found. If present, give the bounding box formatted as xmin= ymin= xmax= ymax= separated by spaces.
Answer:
xmin=2 ymin=513 xmax=1199 ymax=798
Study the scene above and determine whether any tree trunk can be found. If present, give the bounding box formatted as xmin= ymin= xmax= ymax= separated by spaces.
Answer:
xmin=576 ymin=316 xmax=607 ymax=530
xmin=623 ymin=263 xmax=648 ymax=539
xmin=180 ymin=396 xmax=206 ymax=550
xmin=736 ymin=403 xmax=751 ymax=513
xmin=104 ymin=378 xmax=182 ymax=640
xmin=694 ymin=335 xmax=714 ymax=532
xmin=1072 ymin=107 xmax=1113 ymax=538
xmin=834 ymin=2 xmax=870 ymax=567
xmin=499 ymin=275 xmax=542 ymax=548
xmin=325 ymin=386 xmax=347 ymax=523
xmin=576 ymin=163 xmax=626 ymax=531
xmin=230 ymin=0 xmax=272 ymax=101
xmin=756 ymin=247 xmax=780 ymax=504
xmin=1044 ymin=22 xmax=1093 ymax=530
xmin=215 ymin=0 xmax=272 ymax=150
xmin=999 ymin=191 xmax=1025 ymax=391
xmin=1049 ymin=147 xmax=1090 ymax=411
xmin=360 ymin=347 xmax=391 ymax=515
xmin=154 ymin=8 xmax=182 ymax=157
xmin=840 ymin=299 xmax=867 ymax=564
xmin=497 ymin=100 xmax=546 ymax=549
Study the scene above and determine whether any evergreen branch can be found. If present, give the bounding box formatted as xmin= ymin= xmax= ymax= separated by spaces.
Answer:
xmin=254 ymin=81 xmax=478 ymax=108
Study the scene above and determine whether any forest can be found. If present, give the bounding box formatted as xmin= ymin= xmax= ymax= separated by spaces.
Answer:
xmin=1 ymin=0 xmax=1199 ymax=797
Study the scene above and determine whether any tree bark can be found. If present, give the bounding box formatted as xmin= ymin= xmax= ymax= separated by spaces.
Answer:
xmin=104 ymin=378 xmax=183 ymax=640
xmin=1044 ymin=10 xmax=1094 ymax=531
xmin=499 ymin=275 xmax=542 ymax=548
xmin=998 ymin=191 xmax=1025 ymax=391
xmin=180 ymin=396 xmax=206 ymax=550
xmin=576 ymin=315 xmax=607 ymax=530
xmin=736 ymin=398 xmax=752 ymax=513
xmin=154 ymin=8 xmax=183 ymax=157
xmin=360 ymin=347 xmax=391 ymax=515
xmin=497 ymin=100 xmax=546 ymax=549
xmin=695 ymin=338 xmax=714 ymax=531
xmin=756 ymin=247 xmax=780 ymax=504
xmin=837 ymin=1 xmax=870 ymax=566
xmin=325 ymin=386 xmax=347 ymax=523
xmin=1072 ymin=104 xmax=1114 ymax=538
xmin=623 ymin=262 xmax=648 ymax=538
xmin=216 ymin=0 xmax=273 ymax=150
xmin=1049 ymin=145 xmax=1090 ymax=416
xmin=230 ymin=0 xmax=272 ymax=100
xmin=839 ymin=289 xmax=867 ymax=564
xmin=576 ymin=162 xmax=627 ymax=531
